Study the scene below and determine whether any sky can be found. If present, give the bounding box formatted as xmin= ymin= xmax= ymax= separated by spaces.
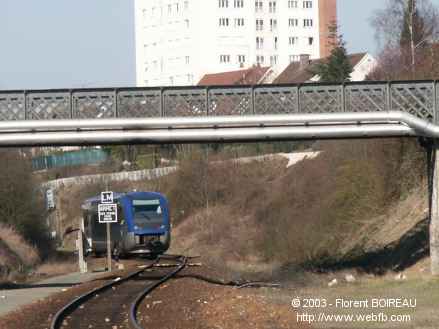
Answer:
xmin=0 ymin=0 xmax=435 ymax=90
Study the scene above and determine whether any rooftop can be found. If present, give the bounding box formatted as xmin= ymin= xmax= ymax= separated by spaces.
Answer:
xmin=198 ymin=66 xmax=271 ymax=86
xmin=274 ymin=53 xmax=367 ymax=84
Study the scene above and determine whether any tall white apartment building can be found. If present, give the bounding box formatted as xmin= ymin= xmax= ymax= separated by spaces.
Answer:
xmin=135 ymin=0 xmax=336 ymax=86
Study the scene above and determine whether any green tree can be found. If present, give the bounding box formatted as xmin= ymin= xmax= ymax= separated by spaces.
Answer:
xmin=309 ymin=23 xmax=353 ymax=83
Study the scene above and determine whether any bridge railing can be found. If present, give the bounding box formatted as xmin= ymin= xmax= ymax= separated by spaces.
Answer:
xmin=0 ymin=81 xmax=436 ymax=122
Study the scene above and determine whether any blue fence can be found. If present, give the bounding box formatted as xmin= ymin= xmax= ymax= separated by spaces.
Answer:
xmin=32 ymin=148 xmax=109 ymax=171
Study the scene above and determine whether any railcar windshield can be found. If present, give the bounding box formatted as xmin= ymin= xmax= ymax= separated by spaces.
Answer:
xmin=132 ymin=199 xmax=164 ymax=229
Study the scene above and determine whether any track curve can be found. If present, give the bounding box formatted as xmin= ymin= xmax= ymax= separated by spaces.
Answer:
xmin=50 ymin=255 xmax=187 ymax=329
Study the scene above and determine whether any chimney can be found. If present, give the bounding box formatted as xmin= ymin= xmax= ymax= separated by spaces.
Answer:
xmin=299 ymin=54 xmax=311 ymax=68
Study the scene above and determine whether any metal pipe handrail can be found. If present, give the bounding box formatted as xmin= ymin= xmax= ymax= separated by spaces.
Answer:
xmin=0 ymin=124 xmax=415 ymax=147
xmin=0 ymin=111 xmax=425 ymax=132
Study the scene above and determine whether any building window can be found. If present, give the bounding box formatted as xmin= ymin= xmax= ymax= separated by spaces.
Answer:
xmin=175 ymin=3 xmax=179 ymax=12
xmin=256 ymin=19 xmax=264 ymax=31
xmin=219 ymin=18 xmax=230 ymax=26
xmin=288 ymin=0 xmax=298 ymax=8
xmin=235 ymin=18 xmax=245 ymax=26
xmin=256 ymin=55 xmax=265 ymax=64
xmin=256 ymin=37 xmax=264 ymax=49
xmin=303 ymin=1 xmax=312 ymax=8
xmin=184 ymin=19 xmax=190 ymax=28
xmin=289 ymin=36 xmax=298 ymax=45
xmin=185 ymin=56 xmax=190 ymax=64
xmin=289 ymin=55 xmax=300 ymax=62
xmin=220 ymin=55 xmax=231 ymax=63
xmin=270 ymin=55 xmax=278 ymax=66
xmin=187 ymin=74 xmax=193 ymax=83
xmin=304 ymin=19 xmax=313 ymax=27
xmin=289 ymin=18 xmax=298 ymax=27
xmin=274 ymin=36 xmax=278 ymax=50
xmin=269 ymin=1 xmax=276 ymax=13
xmin=169 ymin=76 xmax=174 ymax=85
xmin=234 ymin=0 xmax=244 ymax=8
xmin=270 ymin=19 xmax=277 ymax=31
xmin=219 ymin=0 xmax=229 ymax=8
xmin=167 ymin=4 xmax=172 ymax=14
xmin=308 ymin=37 xmax=314 ymax=45
xmin=238 ymin=55 xmax=246 ymax=64
xmin=255 ymin=0 xmax=263 ymax=12
xmin=184 ymin=1 xmax=189 ymax=9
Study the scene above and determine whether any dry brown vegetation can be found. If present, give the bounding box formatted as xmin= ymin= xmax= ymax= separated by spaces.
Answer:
xmin=164 ymin=139 xmax=426 ymax=271
xmin=0 ymin=149 xmax=54 ymax=282
xmin=0 ymin=224 xmax=40 ymax=282
xmin=0 ymin=224 xmax=40 ymax=267
xmin=34 ymin=260 xmax=78 ymax=277
xmin=57 ymin=140 xmax=427 ymax=274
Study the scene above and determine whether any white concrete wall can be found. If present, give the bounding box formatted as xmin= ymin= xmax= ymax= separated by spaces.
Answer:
xmin=42 ymin=166 xmax=177 ymax=191
xmin=135 ymin=0 xmax=324 ymax=86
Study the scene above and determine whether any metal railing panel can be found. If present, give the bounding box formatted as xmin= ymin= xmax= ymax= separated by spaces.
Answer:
xmin=0 ymin=92 xmax=25 ymax=120
xmin=0 ymin=81 xmax=438 ymax=121
xmin=73 ymin=90 xmax=116 ymax=119
xmin=208 ymin=86 xmax=253 ymax=116
xmin=390 ymin=82 xmax=434 ymax=121
xmin=299 ymin=84 xmax=343 ymax=113
xmin=117 ymin=89 xmax=161 ymax=118
xmin=163 ymin=88 xmax=207 ymax=117
xmin=254 ymin=85 xmax=299 ymax=115
xmin=344 ymin=83 xmax=388 ymax=113
xmin=26 ymin=91 xmax=71 ymax=119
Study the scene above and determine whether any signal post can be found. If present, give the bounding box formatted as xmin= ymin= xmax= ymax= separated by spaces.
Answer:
xmin=99 ymin=191 xmax=118 ymax=272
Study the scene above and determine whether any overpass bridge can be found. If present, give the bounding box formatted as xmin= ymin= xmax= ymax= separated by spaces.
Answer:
xmin=2 ymin=80 xmax=439 ymax=276
xmin=0 ymin=80 xmax=438 ymax=145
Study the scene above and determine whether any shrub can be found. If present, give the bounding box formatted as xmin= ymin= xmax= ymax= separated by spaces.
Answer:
xmin=162 ymin=139 xmax=426 ymax=269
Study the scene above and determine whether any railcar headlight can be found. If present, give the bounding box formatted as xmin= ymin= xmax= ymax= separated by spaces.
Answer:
xmin=160 ymin=225 xmax=165 ymax=229
xmin=134 ymin=225 xmax=139 ymax=230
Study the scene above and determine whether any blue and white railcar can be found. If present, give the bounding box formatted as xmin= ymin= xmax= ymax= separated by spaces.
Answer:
xmin=81 ymin=191 xmax=171 ymax=257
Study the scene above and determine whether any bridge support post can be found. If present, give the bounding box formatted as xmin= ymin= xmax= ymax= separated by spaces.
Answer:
xmin=431 ymin=141 xmax=439 ymax=275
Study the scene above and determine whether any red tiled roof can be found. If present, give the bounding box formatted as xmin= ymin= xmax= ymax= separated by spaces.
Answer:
xmin=198 ymin=66 xmax=271 ymax=86
xmin=274 ymin=53 xmax=367 ymax=84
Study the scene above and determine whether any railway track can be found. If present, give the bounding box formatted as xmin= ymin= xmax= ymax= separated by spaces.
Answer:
xmin=50 ymin=255 xmax=187 ymax=329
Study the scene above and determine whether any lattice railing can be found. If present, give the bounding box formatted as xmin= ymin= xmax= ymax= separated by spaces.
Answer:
xmin=0 ymin=81 xmax=438 ymax=122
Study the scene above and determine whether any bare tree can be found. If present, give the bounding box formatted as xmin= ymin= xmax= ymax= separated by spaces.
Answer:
xmin=371 ymin=0 xmax=439 ymax=78
xmin=0 ymin=149 xmax=50 ymax=254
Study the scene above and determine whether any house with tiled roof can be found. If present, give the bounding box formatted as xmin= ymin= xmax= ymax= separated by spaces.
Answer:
xmin=198 ymin=65 xmax=275 ymax=86
xmin=274 ymin=52 xmax=377 ymax=84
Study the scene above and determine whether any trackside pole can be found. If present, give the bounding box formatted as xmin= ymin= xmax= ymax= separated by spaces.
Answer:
xmin=431 ymin=141 xmax=439 ymax=275
xmin=106 ymin=222 xmax=112 ymax=272
xmin=78 ymin=218 xmax=87 ymax=274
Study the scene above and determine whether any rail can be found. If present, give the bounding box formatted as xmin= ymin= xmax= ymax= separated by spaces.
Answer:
xmin=51 ymin=255 xmax=187 ymax=329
